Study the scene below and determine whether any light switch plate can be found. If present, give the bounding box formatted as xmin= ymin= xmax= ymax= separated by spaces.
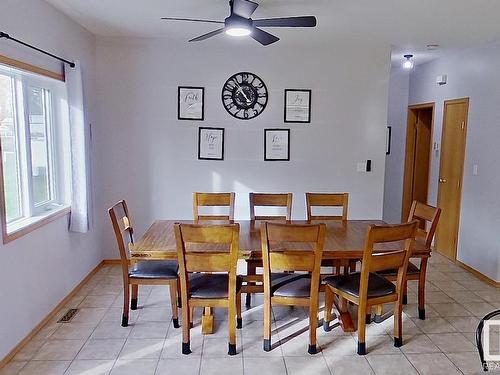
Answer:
xmin=473 ymin=164 xmax=478 ymax=176
xmin=357 ymin=162 xmax=366 ymax=172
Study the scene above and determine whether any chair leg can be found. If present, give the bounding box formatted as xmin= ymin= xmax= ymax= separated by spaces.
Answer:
xmin=394 ymin=299 xmax=403 ymax=347
xmin=263 ymin=294 xmax=272 ymax=351
xmin=308 ymin=298 xmax=319 ymax=354
xmin=122 ymin=283 xmax=130 ymax=327
xmin=177 ymin=278 xmax=182 ymax=308
xmin=245 ymin=261 xmax=257 ymax=307
xmin=131 ymin=284 xmax=138 ymax=310
xmin=418 ymin=259 xmax=428 ymax=320
xmin=357 ymin=303 xmax=367 ymax=355
xmin=402 ymin=281 xmax=408 ymax=305
xmin=374 ymin=304 xmax=384 ymax=323
xmin=182 ymin=300 xmax=191 ymax=355
xmin=323 ymin=286 xmax=334 ymax=332
xmin=236 ymin=293 xmax=242 ymax=329
xmin=228 ymin=297 xmax=237 ymax=355
xmin=169 ymin=280 xmax=179 ymax=328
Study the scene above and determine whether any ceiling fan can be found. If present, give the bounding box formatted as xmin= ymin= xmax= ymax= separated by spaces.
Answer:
xmin=161 ymin=0 xmax=317 ymax=46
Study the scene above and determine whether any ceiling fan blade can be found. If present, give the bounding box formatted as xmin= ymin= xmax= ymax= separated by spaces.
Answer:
xmin=253 ymin=16 xmax=317 ymax=27
xmin=250 ymin=27 xmax=279 ymax=46
xmin=232 ymin=0 xmax=258 ymax=19
xmin=161 ymin=17 xmax=224 ymax=24
xmin=189 ymin=28 xmax=226 ymax=42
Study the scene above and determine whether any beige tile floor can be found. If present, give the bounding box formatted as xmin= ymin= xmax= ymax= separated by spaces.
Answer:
xmin=1 ymin=252 xmax=500 ymax=375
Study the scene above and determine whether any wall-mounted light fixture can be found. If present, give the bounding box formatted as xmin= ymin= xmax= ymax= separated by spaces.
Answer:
xmin=402 ymin=54 xmax=414 ymax=69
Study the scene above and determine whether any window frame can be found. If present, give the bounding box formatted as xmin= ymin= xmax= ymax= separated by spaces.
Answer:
xmin=0 ymin=58 xmax=71 ymax=244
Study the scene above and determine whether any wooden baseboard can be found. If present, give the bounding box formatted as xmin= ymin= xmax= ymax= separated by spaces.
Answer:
xmin=457 ymin=260 xmax=500 ymax=288
xmin=102 ymin=259 xmax=122 ymax=265
xmin=0 ymin=260 xmax=105 ymax=368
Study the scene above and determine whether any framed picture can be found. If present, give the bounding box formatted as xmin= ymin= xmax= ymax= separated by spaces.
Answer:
xmin=264 ymin=129 xmax=290 ymax=161
xmin=178 ymin=86 xmax=204 ymax=120
xmin=284 ymin=89 xmax=311 ymax=123
xmin=198 ymin=127 xmax=224 ymax=160
xmin=386 ymin=126 xmax=392 ymax=155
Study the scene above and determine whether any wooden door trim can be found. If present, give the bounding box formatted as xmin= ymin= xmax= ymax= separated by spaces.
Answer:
xmin=436 ymin=97 xmax=469 ymax=260
xmin=401 ymin=102 xmax=435 ymax=221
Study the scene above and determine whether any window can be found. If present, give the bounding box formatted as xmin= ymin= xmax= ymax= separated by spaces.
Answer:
xmin=0 ymin=64 xmax=70 ymax=238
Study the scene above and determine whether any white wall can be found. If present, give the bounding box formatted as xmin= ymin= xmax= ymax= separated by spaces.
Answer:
xmin=94 ymin=38 xmax=392 ymax=259
xmin=408 ymin=42 xmax=500 ymax=281
xmin=0 ymin=0 xmax=98 ymax=360
xmin=383 ymin=65 xmax=409 ymax=223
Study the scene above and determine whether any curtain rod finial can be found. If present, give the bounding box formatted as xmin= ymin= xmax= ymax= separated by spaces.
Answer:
xmin=0 ymin=32 xmax=10 ymax=38
xmin=69 ymin=62 xmax=76 ymax=68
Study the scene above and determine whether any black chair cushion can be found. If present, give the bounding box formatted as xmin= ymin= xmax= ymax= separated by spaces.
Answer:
xmin=129 ymin=260 xmax=178 ymax=279
xmin=324 ymin=272 xmax=396 ymax=298
xmin=376 ymin=262 xmax=420 ymax=277
xmin=189 ymin=273 xmax=242 ymax=299
xmin=270 ymin=272 xmax=307 ymax=290
xmin=272 ymin=274 xmax=311 ymax=298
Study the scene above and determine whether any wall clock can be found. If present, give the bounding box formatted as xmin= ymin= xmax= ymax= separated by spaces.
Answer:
xmin=222 ymin=72 xmax=268 ymax=120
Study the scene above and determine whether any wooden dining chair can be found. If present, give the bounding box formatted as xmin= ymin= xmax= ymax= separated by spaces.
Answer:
xmin=375 ymin=201 xmax=441 ymax=320
xmin=306 ymin=192 xmax=351 ymax=274
xmin=245 ymin=193 xmax=293 ymax=306
xmin=192 ymin=192 xmax=235 ymax=221
xmin=174 ymin=223 xmax=242 ymax=355
xmin=108 ymin=200 xmax=179 ymax=328
xmin=305 ymin=192 xmax=349 ymax=221
xmin=323 ymin=221 xmax=418 ymax=355
xmin=249 ymin=192 xmax=293 ymax=221
xmin=261 ymin=222 xmax=326 ymax=354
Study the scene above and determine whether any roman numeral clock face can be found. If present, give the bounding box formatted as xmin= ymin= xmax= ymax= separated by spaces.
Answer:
xmin=222 ymin=72 xmax=268 ymax=120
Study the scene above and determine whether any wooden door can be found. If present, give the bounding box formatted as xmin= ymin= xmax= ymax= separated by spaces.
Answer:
xmin=435 ymin=98 xmax=469 ymax=260
xmin=402 ymin=104 xmax=434 ymax=221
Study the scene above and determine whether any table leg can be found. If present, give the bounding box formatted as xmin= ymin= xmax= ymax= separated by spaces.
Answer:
xmin=202 ymin=307 xmax=214 ymax=335
xmin=333 ymin=296 xmax=356 ymax=332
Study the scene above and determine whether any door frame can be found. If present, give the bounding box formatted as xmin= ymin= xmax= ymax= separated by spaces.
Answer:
xmin=435 ymin=97 xmax=469 ymax=260
xmin=401 ymin=102 xmax=435 ymax=221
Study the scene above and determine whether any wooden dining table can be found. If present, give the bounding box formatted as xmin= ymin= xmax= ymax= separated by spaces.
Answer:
xmin=130 ymin=219 xmax=429 ymax=334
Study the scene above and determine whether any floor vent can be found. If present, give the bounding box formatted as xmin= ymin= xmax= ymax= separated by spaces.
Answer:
xmin=57 ymin=308 xmax=79 ymax=323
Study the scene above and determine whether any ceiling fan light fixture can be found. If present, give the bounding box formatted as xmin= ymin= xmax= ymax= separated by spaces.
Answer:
xmin=402 ymin=54 xmax=414 ymax=69
xmin=225 ymin=27 xmax=252 ymax=36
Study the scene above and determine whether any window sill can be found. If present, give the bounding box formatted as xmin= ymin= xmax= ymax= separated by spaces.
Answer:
xmin=3 ymin=206 xmax=71 ymax=244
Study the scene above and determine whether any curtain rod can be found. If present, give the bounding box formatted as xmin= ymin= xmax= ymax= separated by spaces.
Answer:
xmin=0 ymin=31 xmax=75 ymax=68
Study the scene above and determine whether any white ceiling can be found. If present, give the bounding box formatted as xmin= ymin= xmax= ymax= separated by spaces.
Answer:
xmin=46 ymin=0 xmax=500 ymax=65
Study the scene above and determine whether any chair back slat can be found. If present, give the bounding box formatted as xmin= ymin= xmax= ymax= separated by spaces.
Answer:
xmin=193 ymin=192 xmax=235 ymax=221
xmin=269 ymin=252 xmax=316 ymax=272
xmin=184 ymin=253 xmax=232 ymax=272
xmin=369 ymin=251 xmax=408 ymax=273
xmin=407 ymin=201 xmax=441 ymax=248
xmin=306 ymin=193 xmax=348 ymax=221
xmin=249 ymin=193 xmax=292 ymax=220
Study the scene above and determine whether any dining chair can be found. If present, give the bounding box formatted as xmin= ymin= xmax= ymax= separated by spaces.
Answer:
xmin=174 ymin=222 xmax=242 ymax=355
xmin=305 ymin=192 xmax=351 ymax=274
xmin=261 ymin=222 xmax=326 ymax=354
xmin=305 ymin=192 xmax=349 ymax=221
xmin=249 ymin=192 xmax=293 ymax=221
xmin=323 ymin=221 xmax=418 ymax=355
xmin=375 ymin=201 xmax=441 ymax=320
xmin=245 ymin=192 xmax=293 ymax=306
xmin=192 ymin=192 xmax=235 ymax=221
xmin=108 ymin=200 xmax=179 ymax=328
